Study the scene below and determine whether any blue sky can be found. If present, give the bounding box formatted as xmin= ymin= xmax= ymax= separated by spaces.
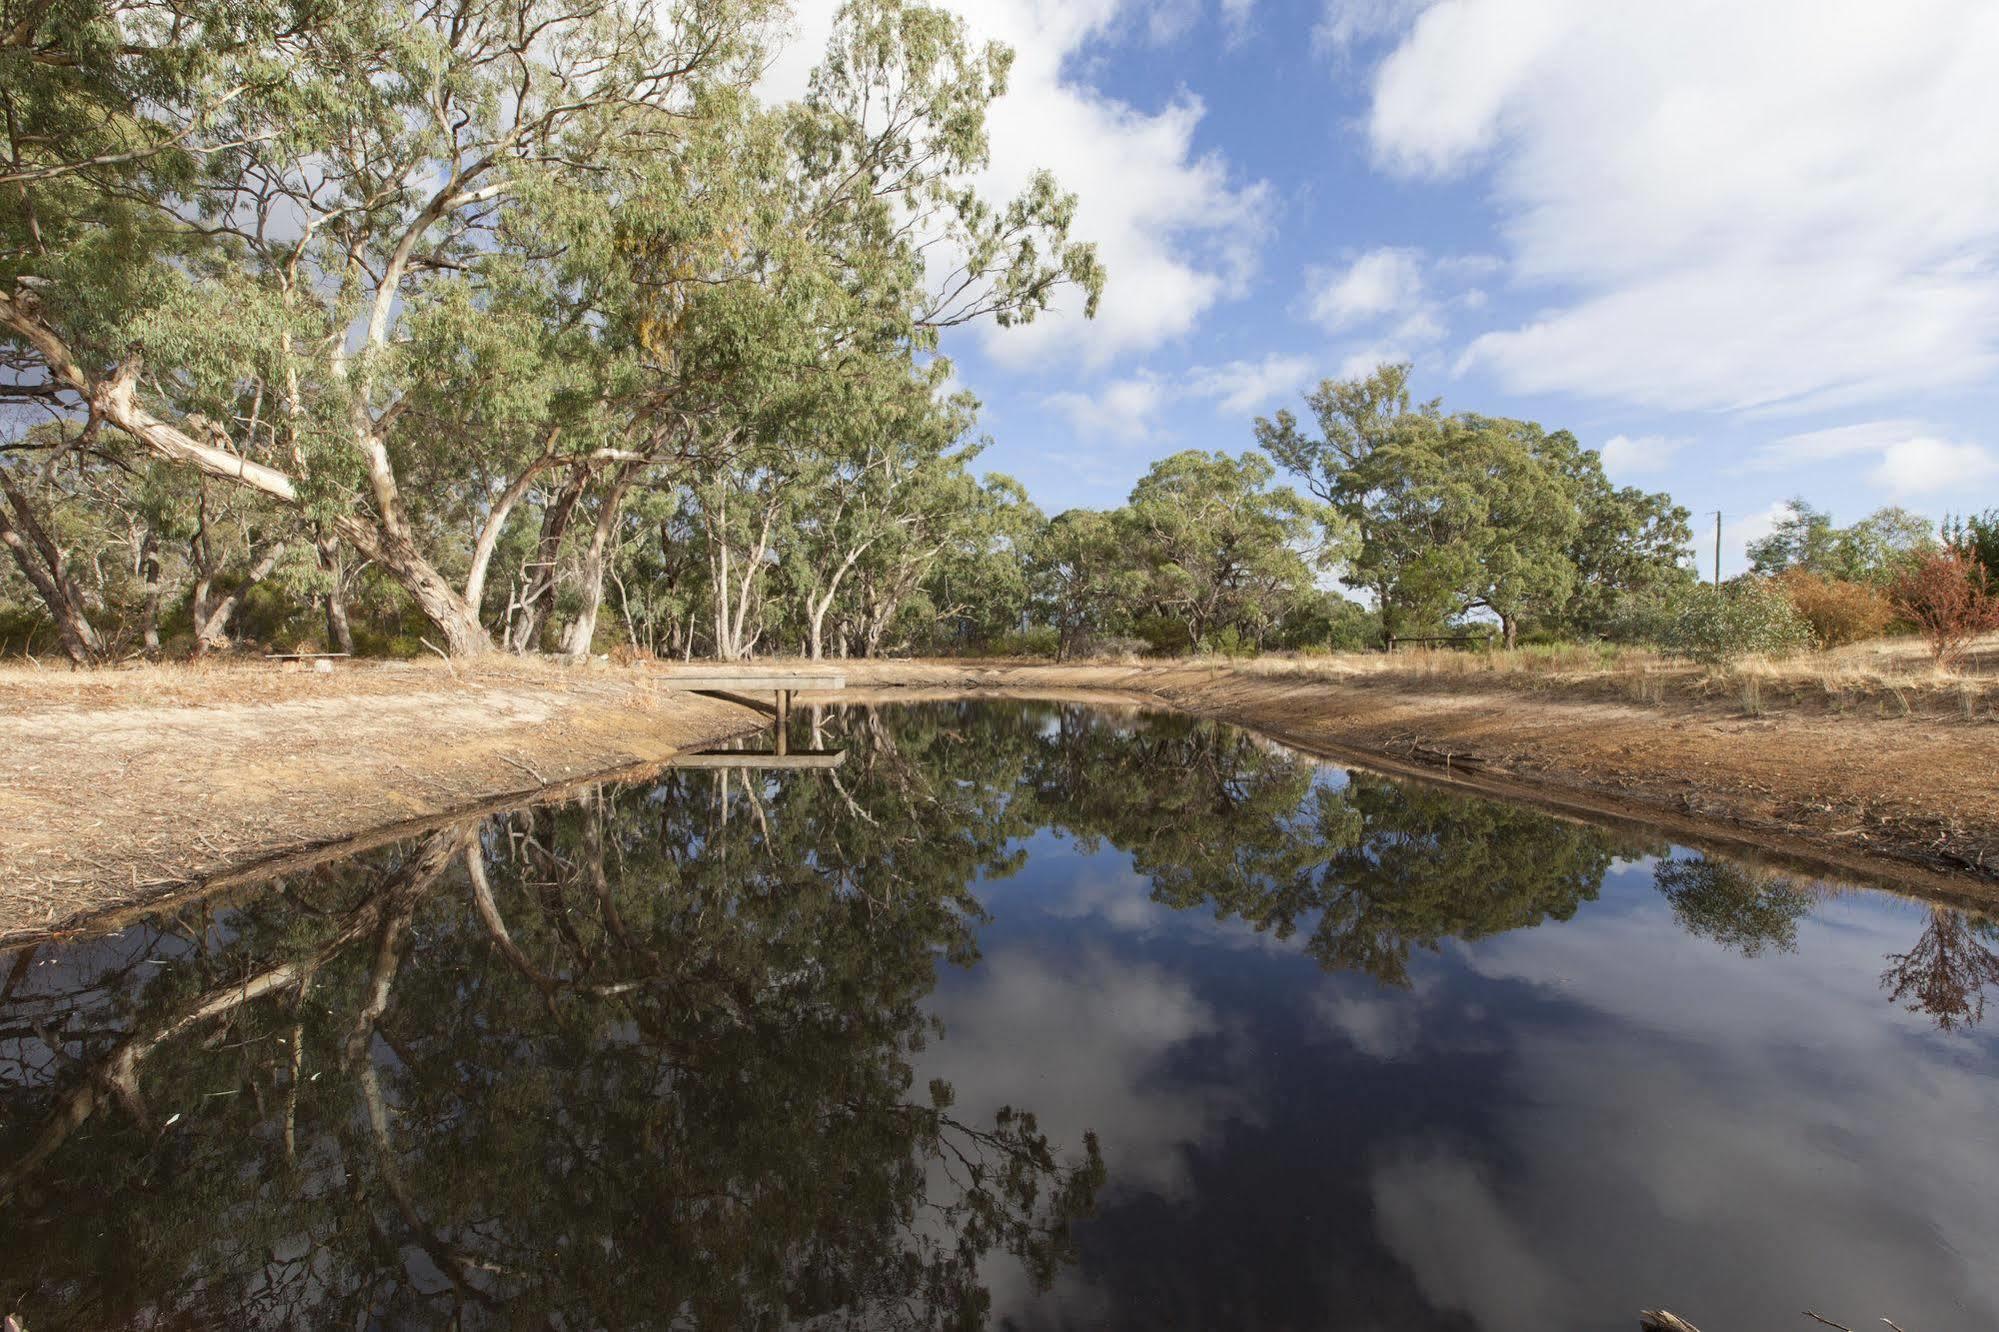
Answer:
xmin=776 ymin=0 xmax=1999 ymax=576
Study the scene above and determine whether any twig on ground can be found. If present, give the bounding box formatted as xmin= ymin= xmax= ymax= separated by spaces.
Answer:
xmin=418 ymin=638 xmax=458 ymax=680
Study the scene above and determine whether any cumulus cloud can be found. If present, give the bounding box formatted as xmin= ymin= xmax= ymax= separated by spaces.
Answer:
xmin=1742 ymin=421 xmax=1998 ymax=497
xmin=766 ymin=1 xmax=1271 ymax=369
xmin=1307 ymin=246 xmax=1427 ymax=331
xmin=1044 ymin=351 xmax=1316 ymax=441
xmin=1187 ymin=353 xmax=1317 ymax=413
xmin=1597 ymin=434 xmax=1682 ymax=477
xmin=1358 ymin=1 xmax=1999 ymax=414
xmin=1045 ymin=375 xmax=1173 ymax=443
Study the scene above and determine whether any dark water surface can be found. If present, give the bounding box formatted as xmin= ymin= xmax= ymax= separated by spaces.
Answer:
xmin=3 ymin=701 xmax=1995 ymax=1330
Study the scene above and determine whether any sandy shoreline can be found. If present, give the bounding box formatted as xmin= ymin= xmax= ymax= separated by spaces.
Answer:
xmin=0 ymin=655 xmax=1992 ymax=942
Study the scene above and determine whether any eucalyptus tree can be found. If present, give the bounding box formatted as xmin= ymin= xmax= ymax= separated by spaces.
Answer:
xmin=1027 ymin=508 xmax=1141 ymax=659
xmin=1254 ymin=362 xmax=1441 ymax=626
xmin=1 ymin=0 xmax=780 ymax=656
xmin=1259 ymin=366 xmax=1635 ymax=646
xmin=1543 ymin=431 xmax=1693 ymax=637
xmin=1122 ymin=449 xmax=1332 ymax=650
xmin=604 ymin=0 xmax=1103 ymax=658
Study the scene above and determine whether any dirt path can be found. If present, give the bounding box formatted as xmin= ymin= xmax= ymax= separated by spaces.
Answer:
xmin=829 ymin=660 xmax=1999 ymax=899
xmin=0 ymin=661 xmax=762 ymax=943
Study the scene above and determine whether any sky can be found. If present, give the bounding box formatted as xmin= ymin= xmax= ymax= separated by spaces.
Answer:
xmin=770 ymin=0 xmax=1999 ymax=577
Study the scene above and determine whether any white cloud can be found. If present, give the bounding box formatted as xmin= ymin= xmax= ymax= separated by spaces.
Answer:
xmin=1045 ymin=351 xmax=1316 ymax=440
xmin=1220 ymin=0 xmax=1256 ymax=45
xmin=1307 ymin=246 xmax=1426 ymax=330
xmin=1045 ymin=374 xmax=1171 ymax=442
xmin=766 ymin=1 xmax=1272 ymax=369
xmin=1871 ymin=436 xmax=1999 ymax=497
xmin=1742 ymin=420 xmax=1998 ymax=498
xmin=1186 ymin=353 xmax=1316 ymax=413
xmin=1335 ymin=344 xmax=1413 ymax=381
xmin=1314 ymin=0 xmax=1433 ymax=57
xmin=1145 ymin=0 xmax=1202 ymax=44
xmin=1361 ymin=1 xmax=1999 ymax=414
xmin=1597 ymin=434 xmax=1682 ymax=477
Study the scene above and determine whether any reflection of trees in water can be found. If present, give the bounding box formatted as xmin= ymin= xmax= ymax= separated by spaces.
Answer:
xmin=1030 ymin=706 xmax=1649 ymax=987
xmin=1653 ymin=855 xmax=1815 ymax=957
xmin=1881 ymin=907 xmax=1999 ymax=1033
xmin=5 ymin=702 xmax=1988 ymax=1325
xmin=0 ymin=714 xmax=1099 ymax=1329
xmin=1653 ymin=851 xmax=1999 ymax=1034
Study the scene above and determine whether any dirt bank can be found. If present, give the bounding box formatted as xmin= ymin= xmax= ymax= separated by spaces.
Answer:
xmin=0 ymin=660 xmax=763 ymax=943
xmin=829 ymin=660 xmax=1998 ymax=899
xmin=3 ymin=653 xmax=1993 ymax=943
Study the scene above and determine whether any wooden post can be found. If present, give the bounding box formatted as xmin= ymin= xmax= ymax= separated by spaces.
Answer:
xmin=775 ymin=689 xmax=790 ymax=757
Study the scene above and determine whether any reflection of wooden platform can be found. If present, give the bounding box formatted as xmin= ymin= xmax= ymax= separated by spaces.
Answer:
xmin=668 ymin=750 xmax=846 ymax=770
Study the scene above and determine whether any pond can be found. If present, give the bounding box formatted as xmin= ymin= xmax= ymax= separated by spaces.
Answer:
xmin=2 ymin=700 xmax=1995 ymax=1330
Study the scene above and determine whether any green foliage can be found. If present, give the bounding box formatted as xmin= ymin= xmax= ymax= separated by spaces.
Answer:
xmin=1654 ymin=855 xmax=1814 ymax=957
xmin=1943 ymin=509 xmax=1999 ymax=583
xmin=1256 ymin=365 xmax=1688 ymax=647
xmin=1657 ymin=579 xmax=1813 ymax=665
xmin=1747 ymin=499 xmax=1936 ymax=586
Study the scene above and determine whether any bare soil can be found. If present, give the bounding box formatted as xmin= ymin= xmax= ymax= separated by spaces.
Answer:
xmin=1 ymin=651 xmax=1993 ymax=944
xmin=830 ymin=659 xmax=1999 ymax=900
xmin=0 ymin=659 xmax=763 ymax=943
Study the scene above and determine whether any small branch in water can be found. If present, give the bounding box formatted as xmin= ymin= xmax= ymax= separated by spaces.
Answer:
xmin=1804 ymin=1315 xmax=1854 ymax=1331
xmin=1641 ymin=1312 xmax=1704 ymax=1332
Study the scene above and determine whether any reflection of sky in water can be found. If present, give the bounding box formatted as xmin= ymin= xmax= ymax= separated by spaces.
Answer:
xmin=919 ymin=834 xmax=1999 ymax=1331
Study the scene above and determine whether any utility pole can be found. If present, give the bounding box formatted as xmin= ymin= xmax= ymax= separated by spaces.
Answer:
xmin=1710 ymin=511 xmax=1724 ymax=587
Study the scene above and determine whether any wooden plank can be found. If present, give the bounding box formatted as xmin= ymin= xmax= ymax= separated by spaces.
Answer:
xmin=668 ymin=750 xmax=846 ymax=770
xmin=652 ymin=672 xmax=845 ymax=693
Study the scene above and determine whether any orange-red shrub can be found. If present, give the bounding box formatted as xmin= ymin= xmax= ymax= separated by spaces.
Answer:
xmin=1775 ymin=569 xmax=1894 ymax=648
xmin=1891 ymin=549 xmax=1999 ymax=666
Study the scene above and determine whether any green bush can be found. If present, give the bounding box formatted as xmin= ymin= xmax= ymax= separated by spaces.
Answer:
xmin=1132 ymin=614 xmax=1193 ymax=655
xmin=1658 ymin=580 xmax=1812 ymax=665
xmin=990 ymin=626 xmax=1060 ymax=658
xmin=1201 ymin=625 xmax=1256 ymax=658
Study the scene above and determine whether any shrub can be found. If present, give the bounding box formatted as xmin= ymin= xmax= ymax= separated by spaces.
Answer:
xmin=1658 ymin=580 xmax=1812 ymax=666
xmin=1775 ymin=569 xmax=1894 ymax=648
xmin=991 ymin=626 xmax=1061 ymax=658
xmin=1891 ymin=548 xmax=1999 ymax=667
xmin=1202 ymin=625 xmax=1256 ymax=658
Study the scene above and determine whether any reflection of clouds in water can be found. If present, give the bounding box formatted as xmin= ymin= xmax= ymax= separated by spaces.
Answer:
xmin=919 ymin=944 xmax=1252 ymax=1323
xmin=1370 ymin=899 xmax=1999 ymax=1330
xmin=1372 ymin=1149 xmax=1559 ymax=1332
xmin=1043 ymin=861 xmax=1298 ymax=955
xmin=1317 ymin=990 xmax=1424 ymax=1061
xmin=921 ymin=944 xmax=1245 ymax=1199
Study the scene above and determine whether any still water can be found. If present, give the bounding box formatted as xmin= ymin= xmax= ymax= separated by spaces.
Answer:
xmin=2 ymin=701 xmax=1995 ymax=1330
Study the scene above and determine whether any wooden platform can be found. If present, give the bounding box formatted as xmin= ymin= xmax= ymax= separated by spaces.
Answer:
xmin=652 ymin=671 xmax=845 ymax=692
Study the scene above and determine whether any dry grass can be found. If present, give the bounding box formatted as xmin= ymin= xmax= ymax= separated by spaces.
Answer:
xmin=0 ymin=652 xmax=598 ymax=715
xmin=1127 ymin=630 xmax=1999 ymax=722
